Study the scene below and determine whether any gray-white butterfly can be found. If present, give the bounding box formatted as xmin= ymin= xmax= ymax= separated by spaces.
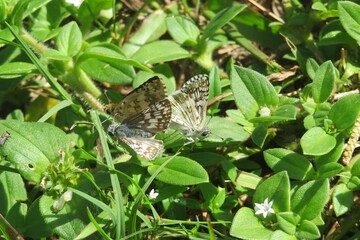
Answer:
xmin=108 ymin=76 xmax=171 ymax=160
xmin=167 ymin=74 xmax=210 ymax=141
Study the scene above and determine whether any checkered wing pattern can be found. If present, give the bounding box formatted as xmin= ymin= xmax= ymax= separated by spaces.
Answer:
xmin=181 ymin=74 xmax=209 ymax=125
xmin=120 ymin=137 xmax=164 ymax=160
xmin=114 ymin=76 xmax=167 ymax=122
xmin=168 ymin=74 xmax=210 ymax=139
xmin=122 ymin=99 xmax=172 ymax=134
xmin=109 ymin=76 xmax=171 ymax=160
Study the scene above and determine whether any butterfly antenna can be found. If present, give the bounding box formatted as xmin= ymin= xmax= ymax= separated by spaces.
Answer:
xmin=205 ymin=116 xmax=224 ymax=141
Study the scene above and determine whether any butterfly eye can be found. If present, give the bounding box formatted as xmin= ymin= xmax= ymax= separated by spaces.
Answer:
xmin=202 ymin=128 xmax=211 ymax=137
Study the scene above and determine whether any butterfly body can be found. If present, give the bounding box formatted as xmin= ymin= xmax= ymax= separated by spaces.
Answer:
xmin=108 ymin=77 xmax=171 ymax=160
xmin=108 ymin=124 xmax=153 ymax=138
xmin=168 ymin=74 xmax=210 ymax=141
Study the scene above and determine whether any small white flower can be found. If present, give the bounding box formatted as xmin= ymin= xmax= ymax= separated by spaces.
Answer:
xmin=63 ymin=190 xmax=73 ymax=202
xmin=53 ymin=197 xmax=66 ymax=212
xmin=259 ymin=107 xmax=271 ymax=117
xmin=254 ymin=198 xmax=275 ymax=218
xmin=66 ymin=0 xmax=84 ymax=8
xmin=52 ymin=190 xmax=73 ymax=212
xmin=148 ymin=189 xmax=159 ymax=200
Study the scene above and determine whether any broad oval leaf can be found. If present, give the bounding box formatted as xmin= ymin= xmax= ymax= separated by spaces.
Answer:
xmin=332 ymin=183 xmax=353 ymax=217
xmin=338 ymin=1 xmax=360 ymax=43
xmin=79 ymin=45 xmax=137 ymax=84
xmin=312 ymin=61 xmax=335 ymax=103
xmin=166 ymin=15 xmax=200 ymax=46
xmin=148 ymin=156 xmax=209 ymax=185
xmin=39 ymin=194 xmax=88 ymax=239
xmin=264 ymin=148 xmax=315 ymax=180
xmin=0 ymin=120 xmax=71 ymax=182
xmin=306 ymin=58 xmax=319 ymax=81
xmin=300 ymin=127 xmax=336 ymax=156
xmin=230 ymin=207 xmax=272 ymax=239
xmin=207 ymin=116 xmax=250 ymax=142
xmin=329 ymin=94 xmax=360 ymax=131
xmin=253 ymin=171 xmax=290 ymax=212
xmin=56 ymin=21 xmax=82 ymax=57
xmin=124 ymin=10 xmax=167 ymax=56
xmin=0 ymin=164 xmax=27 ymax=217
xmin=296 ymin=220 xmax=321 ymax=240
xmin=0 ymin=62 xmax=37 ymax=79
xmin=230 ymin=65 xmax=278 ymax=120
xmin=132 ymin=40 xmax=191 ymax=64
xmin=291 ymin=179 xmax=329 ymax=221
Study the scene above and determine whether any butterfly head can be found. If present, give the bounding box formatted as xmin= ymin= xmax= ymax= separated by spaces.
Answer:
xmin=108 ymin=123 xmax=125 ymax=137
xmin=201 ymin=127 xmax=211 ymax=137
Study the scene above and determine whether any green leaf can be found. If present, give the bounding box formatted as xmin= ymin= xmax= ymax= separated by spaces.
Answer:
xmin=348 ymin=176 xmax=360 ymax=190
xmin=123 ymin=10 xmax=167 ymax=56
xmin=234 ymin=171 xmax=262 ymax=189
xmin=329 ymin=94 xmax=360 ymax=131
xmin=230 ymin=65 xmax=279 ymax=120
xmin=40 ymin=194 xmax=88 ymax=239
xmin=148 ymin=156 xmax=209 ymax=185
xmin=351 ymin=159 xmax=360 ymax=177
xmin=296 ymin=220 xmax=321 ymax=240
xmin=132 ymin=40 xmax=191 ymax=64
xmin=188 ymin=152 xmax=225 ymax=167
xmin=0 ymin=120 xmax=71 ymax=182
xmin=269 ymin=230 xmax=296 ymax=240
xmin=264 ymin=149 xmax=315 ymax=180
xmin=291 ymin=179 xmax=329 ymax=221
xmin=253 ymin=171 xmax=290 ymax=212
xmin=317 ymin=162 xmax=343 ymax=178
xmin=312 ymin=61 xmax=335 ymax=103
xmin=0 ymin=0 xmax=6 ymax=23
xmin=56 ymin=21 xmax=82 ymax=57
xmin=252 ymin=125 xmax=268 ymax=148
xmin=208 ymin=65 xmax=222 ymax=113
xmin=0 ymin=163 xmax=27 ymax=216
xmin=226 ymin=109 xmax=253 ymax=128
xmin=202 ymin=4 xmax=246 ymax=40
xmin=79 ymin=45 xmax=137 ymax=84
xmin=200 ymin=183 xmax=225 ymax=211
xmin=0 ymin=62 xmax=37 ymax=79
xmin=338 ymin=1 xmax=360 ymax=43
xmin=207 ymin=116 xmax=250 ymax=142
xmin=44 ymin=49 xmax=72 ymax=61
xmin=332 ymin=183 xmax=353 ymax=217
xmin=300 ymin=127 xmax=336 ymax=156
xmin=306 ymin=58 xmax=319 ymax=81
xmin=24 ymin=198 xmax=52 ymax=238
xmin=7 ymin=201 xmax=27 ymax=233
xmin=314 ymin=134 xmax=344 ymax=167
xmin=276 ymin=212 xmax=300 ymax=235
xmin=166 ymin=15 xmax=200 ymax=46
xmin=230 ymin=207 xmax=273 ymax=239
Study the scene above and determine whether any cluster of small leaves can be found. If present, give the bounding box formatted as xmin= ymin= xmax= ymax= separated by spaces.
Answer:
xmin=0 ymin=1 xmax=359 ymax=239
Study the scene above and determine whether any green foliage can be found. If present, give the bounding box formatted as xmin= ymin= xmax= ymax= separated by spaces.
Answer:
xmin=0 ymin=0 xmax=359 ymax=239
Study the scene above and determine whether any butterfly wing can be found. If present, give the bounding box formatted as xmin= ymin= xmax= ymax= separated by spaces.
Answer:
xmin=168 ymin=91 xmax=200 ymax=131
xmin=114 ymin=76 xmax=167 ymax=122
xmin=180 ymin=74 xmax=209 ymax=127
xmin=168 ymin=74 xmax=210 ymax=136
xmin=122 ymin=98 xmax=172 ymax=135
xmin=120 ymin=137 xmax=164 ymax=160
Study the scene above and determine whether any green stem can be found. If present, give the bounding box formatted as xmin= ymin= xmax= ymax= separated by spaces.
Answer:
xmin=20 ymin=27 xmax=47 ymax=54
xmin=63 ymin=68 xmax=105 ymax=111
